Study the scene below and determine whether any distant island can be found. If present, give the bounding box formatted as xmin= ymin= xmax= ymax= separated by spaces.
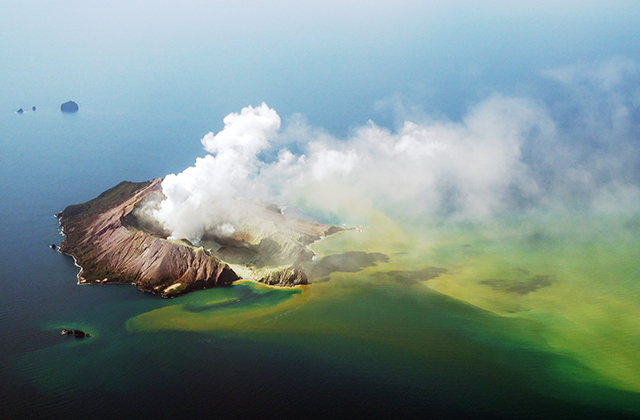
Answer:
xmin=57 ymin=179 xmax=340 ymax=297
xmin=15 ymin=106 xmax=36 ymax=113
xmin=60 ymin=101 xmax=79 ymax=113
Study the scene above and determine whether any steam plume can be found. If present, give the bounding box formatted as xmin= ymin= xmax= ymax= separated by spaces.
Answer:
xmin=150 ymin=58 xmax=640 ymax=242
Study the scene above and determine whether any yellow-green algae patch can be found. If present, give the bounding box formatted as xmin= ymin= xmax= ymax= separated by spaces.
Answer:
xmin=127 ymin=210 xmax=640 ymax=396
xmin=420 ymin=213 xmax=640 ymax=393
xmin=127 ymin=281 xmax=307 ymax=333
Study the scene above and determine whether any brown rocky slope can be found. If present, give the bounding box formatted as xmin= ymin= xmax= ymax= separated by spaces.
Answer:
xmin=57 ymin=179 xmax=339 ymax=297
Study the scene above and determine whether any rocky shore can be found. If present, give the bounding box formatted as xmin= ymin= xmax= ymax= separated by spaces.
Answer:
xmin=57 ymin=179 xmax=339 ymax=297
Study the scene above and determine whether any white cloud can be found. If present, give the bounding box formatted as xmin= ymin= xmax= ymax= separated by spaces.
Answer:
xmin=148 ymin=58 xmax=640 ymax=240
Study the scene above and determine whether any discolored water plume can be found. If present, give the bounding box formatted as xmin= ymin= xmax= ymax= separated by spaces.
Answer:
xmin=307 ymin=251 xmax=390 ymax=282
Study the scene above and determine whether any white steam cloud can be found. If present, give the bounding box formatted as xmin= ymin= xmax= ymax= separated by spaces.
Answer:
xmin=153 ymin=103 xmax=281 ymax=241
xmin=152 ymin=58 xmax=640 ymax=242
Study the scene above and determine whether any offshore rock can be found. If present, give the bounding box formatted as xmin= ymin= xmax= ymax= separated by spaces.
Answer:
xmin=259 ymin=265 xmax=308 ymax=286
xmin=60 ymin=101 xmax=79 ymax=113
xmin=230 ymin=264 xmax=309 ymax=287
xmin=57 ymin=179 xmax=239 ymax=297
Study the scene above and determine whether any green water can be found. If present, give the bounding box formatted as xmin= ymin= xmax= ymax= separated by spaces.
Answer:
xmin=97 ymin=210 xmax=640 ymax=416
xmin=5 ymin=191 xmax=639 ymax=417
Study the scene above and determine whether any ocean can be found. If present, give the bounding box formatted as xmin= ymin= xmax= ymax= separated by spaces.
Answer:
xmin=2 ymin=103 xmax=640 ymax=419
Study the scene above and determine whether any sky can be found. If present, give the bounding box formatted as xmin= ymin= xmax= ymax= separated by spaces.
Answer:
xmin=3 ymin=1 xmax=640 ymax=132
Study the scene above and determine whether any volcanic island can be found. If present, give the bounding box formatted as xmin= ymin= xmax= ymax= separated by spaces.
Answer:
xmin=57 ymin=179 xmax=342 ymax=297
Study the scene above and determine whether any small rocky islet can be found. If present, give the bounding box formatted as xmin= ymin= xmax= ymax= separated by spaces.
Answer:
xmin=60 ymin=100 xmax=79 ymax=113
xmin=60 ymin=329 xmax=91 ymax=338
xmin=14 ymin=102 xmax=77 ymax=114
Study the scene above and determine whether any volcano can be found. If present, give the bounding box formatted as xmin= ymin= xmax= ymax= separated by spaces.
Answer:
xmin=57 ymin=179 xmax=340 ymax=297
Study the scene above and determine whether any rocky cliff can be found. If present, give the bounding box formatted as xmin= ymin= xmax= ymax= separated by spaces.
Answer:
xmin=58 ymin=179 xmax=238 ymax=297
xmin=57 ymin=179 xmax=339 ymax=297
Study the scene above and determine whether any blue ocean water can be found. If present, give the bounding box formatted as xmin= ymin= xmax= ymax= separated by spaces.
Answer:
xmin=2 ymin=104 xmax=640 ymax=419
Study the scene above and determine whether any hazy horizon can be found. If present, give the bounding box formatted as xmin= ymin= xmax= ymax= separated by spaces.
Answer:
xmin=4 ymin=1 xmax=640 ymax=134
